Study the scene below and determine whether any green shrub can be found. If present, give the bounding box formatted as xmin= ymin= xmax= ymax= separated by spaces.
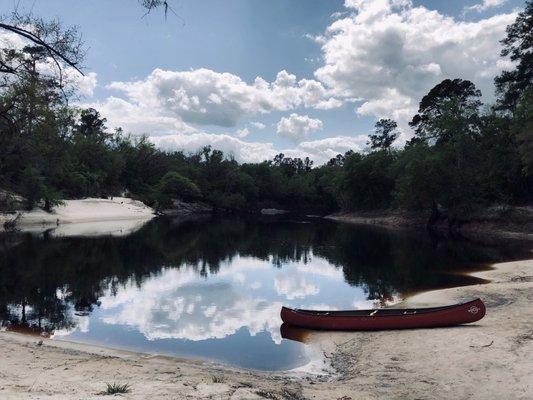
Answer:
xmin=157 ymin=172 xmax=202 ymax=207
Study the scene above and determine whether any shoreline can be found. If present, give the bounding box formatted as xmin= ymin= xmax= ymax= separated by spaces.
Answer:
xmin=0 ymin=256 xmax=531 ymax=399
xmin=326 ymin=207 xmax=533 ymax=243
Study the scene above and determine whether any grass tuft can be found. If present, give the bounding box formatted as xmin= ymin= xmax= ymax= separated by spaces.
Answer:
xmin=102 ymin=382 xmax=131 ymax=395
xmin=211 ymin=375 xmax=224 ymax=383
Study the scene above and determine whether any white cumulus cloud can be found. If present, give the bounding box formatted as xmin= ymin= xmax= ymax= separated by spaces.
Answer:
xmin=464 ymin=0 xmax=507 ymax=14
xmin=105 ymin=68 xmax=342 ymax=129
xmin=85 ymin=96 xmax=197 ymax=136
xmin=284 ymin=136 xmax=366 ymax=163
xmin=250 ymin=121 xmax=266 ymax=130
xmin=276 ymin=113 xmax=323 ymax=143
xmin=235 ymin=127 xmax=250 ymax=138
xmin=149 ymin=132 xmax=365 ymax=165
xmin=150 ymin=132 xmax=276 ymax=163
xmin=76 ymin=72 xmax=98 ymax=97
xmin=315 ymin=0 xmax=517 ymax=133
xmin=69 ymin=0 xmax=517 ymax=162
xmin=274 ymin=271 xmax=319 ymax=300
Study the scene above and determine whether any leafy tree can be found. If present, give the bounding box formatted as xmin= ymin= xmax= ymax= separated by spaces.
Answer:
xmin=70 ymin=109 xmax=126 ymax=197
xmin=399 ymin=78 xmax=520 ymax=211
xmin=0 ymin=47 xmax=72 ymax=209
xmin=327 ymin=154 xmax=345 ymax=167
xmin=271 ymin=153 xmax=313 ymax=177
xmin=495 ymin=1 xmax=533 ymax=111
xmin=409 ymin=79 xmax=482 ymax=144
xmin=75 ymin=109 xmax=108 ymax=141
xmin=368 ymin=119 xmax=398 ymax=151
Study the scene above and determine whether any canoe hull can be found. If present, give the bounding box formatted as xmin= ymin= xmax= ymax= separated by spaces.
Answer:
xmin=280 ymin=298 xmax=485 ymax=331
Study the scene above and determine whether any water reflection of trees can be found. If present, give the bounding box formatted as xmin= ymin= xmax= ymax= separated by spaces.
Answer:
xmin=0 ymin=216 xmax=525 ymax=332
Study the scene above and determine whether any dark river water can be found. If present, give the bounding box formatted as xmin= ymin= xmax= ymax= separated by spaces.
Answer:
xmin=0 ymin=216 xmax=526 ymax=370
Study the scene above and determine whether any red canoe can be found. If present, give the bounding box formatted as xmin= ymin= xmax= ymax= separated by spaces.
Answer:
xmin=280 ymin=298 xmax=485 ymax=331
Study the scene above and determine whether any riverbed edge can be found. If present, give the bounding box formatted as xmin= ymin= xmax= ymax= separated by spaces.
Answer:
xmin=325 ymin=207 xmax=533 ymax=242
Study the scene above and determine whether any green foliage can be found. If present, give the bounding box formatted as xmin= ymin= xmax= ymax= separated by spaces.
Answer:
xmin=393 ymin=143 xmax=442 ymax=210
xmin=395 ymin=77 xmax=529 ymax=211
xmin=495 ymin=1 xmax=533 ymax=111
xmin=208 ymin=192 xmax=247 ymax=210
xmin=512 ymin=89 xmax=533 ymax=177
xmin=409 ymin=79 xmax=482 ymax=144
xmin=342 ymin=151 xmax=396 ymax=210
xmin=157 ymin=171 xmax=202 ymax=207
xmin=395 ymin=140 xmax=481 ymax=211
xmin=0 ymin=70 xmax=530 ymax=215
xmin=368 ymin=119 xmax=398 ymax=151
xmin=19 ymin=167 xmax=46 ymax=210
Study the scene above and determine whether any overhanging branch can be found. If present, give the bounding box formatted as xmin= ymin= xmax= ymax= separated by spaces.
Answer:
xmin=0 ymin=22 xmax=84 ymax=76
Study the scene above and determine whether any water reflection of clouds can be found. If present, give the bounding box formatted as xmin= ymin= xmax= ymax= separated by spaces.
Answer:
xmin=103 ymin=281 xmax=283 ymax=343
xmin=99 ymin=260 xmax=282 ymax=343
xmin=274 ymin=256 xmax=345 ymax=300
xmin=96 ymin=254 xmax=349 ymax=344
xmin=274 ymin=270 xmax=319 ymax=300
xmin=287 ymin=257 xmax=345 ymax=280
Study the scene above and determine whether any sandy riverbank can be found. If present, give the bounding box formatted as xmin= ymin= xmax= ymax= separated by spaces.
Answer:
xmin=327 ymin=207 xmax=533 ymax=243
xmin=0 ymin=197 xmax=156 ymax=236
xmin=326 ymin=207 xmax=533 ymax=243
xmin=0 ymin=258 xmax=531 ymax=399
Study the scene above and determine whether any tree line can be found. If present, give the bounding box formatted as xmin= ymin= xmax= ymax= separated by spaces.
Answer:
xmin=0 ymin=2 xmax=531 ymax=216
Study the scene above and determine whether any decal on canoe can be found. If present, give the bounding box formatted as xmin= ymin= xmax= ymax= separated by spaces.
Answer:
xmin=468 ymin=306 xmax=480 ymax=314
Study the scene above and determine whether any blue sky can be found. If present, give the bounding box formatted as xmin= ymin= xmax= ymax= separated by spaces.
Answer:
xmin=5 ymin=0 xmax=525 ymax=163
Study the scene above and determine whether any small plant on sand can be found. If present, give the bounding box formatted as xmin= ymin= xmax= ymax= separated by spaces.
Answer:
xmin=256 ymin=390 xmax=278 ymax=399
xmin=102 ymin=382 xmax=131 ymax=395
xmin=211 ymin=375 xmax=224 ymax=383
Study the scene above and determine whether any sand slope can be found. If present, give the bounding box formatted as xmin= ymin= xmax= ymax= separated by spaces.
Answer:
xmin=0 ymin=259 xmax=531 ymax=399
xmin=1 ymin=197 xmax=155 ymax=236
